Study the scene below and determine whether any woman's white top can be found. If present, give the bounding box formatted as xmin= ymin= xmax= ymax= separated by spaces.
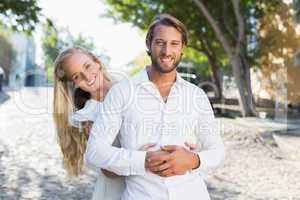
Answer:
xmin=70 ymin=99 xmax=125 ymax=200
xmin=70 ymin=99 xmax=101 ymax=128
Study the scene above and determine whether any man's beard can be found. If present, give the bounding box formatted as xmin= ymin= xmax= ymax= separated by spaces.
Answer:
xmin=150 ymin=53 xmax=182 ymax=73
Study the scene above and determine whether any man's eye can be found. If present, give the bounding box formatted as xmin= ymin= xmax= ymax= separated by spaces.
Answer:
xmin=85 ymin=64 xmax=90 ymax=69
xmin=156 ymin=41 xmax=164 ymax=46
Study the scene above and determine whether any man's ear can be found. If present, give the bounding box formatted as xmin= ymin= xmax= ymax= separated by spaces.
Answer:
xmin=180 ymin=44 xmax=186 ymax=55
xmin=146 ymin=39 xmax=151 ymax=56
xmin=146 ymin=39 xmax=151 ymax=49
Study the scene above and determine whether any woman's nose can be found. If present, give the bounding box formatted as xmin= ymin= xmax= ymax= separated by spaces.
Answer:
xmin=81 ymin=71 xmax=93 ymax=82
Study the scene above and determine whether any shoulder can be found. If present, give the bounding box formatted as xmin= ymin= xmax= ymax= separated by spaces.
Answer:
xmin=108 ymin=78 xmax=134 ymax=97
xmin=180 ymin=79 xmax=207 ymax=97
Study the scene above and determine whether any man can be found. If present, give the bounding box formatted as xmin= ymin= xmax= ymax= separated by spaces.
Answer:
xmin=85 ymin=13 xmax=224 ymax=200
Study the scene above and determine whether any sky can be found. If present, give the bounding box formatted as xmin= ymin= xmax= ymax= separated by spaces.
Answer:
xmin=35 ymin=0 xmax=146 ymax=69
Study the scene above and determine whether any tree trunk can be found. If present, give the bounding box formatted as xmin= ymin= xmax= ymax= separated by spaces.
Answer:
xmin=206 ymin=53 xmax=223 ymax=100
xmin=192 ymin=0 xmax=256 ymax=116
xmin=193 ymin=34 xmax=224 ymax=101
xmin=231 ymin=55 xmax=256 ymax=116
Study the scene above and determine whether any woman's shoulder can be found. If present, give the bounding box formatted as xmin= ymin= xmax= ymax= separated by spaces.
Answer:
xmin=70 ymin=99 xmax=102 ymax=126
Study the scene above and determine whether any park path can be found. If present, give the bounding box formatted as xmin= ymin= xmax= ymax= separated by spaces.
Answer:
xmin=0 ymin=87 xmax=96 ymax=200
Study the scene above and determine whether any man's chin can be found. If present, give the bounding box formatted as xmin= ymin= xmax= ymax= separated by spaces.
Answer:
xmin=159 ymin=67 xmax=177 ymax=73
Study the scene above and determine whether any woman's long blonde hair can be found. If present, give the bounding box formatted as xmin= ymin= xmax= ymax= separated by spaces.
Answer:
xmin=53 ymin=46 xmax=109 ymax=176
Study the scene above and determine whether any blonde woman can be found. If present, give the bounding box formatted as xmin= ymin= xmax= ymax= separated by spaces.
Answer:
xmin=53 ymin=46 xmax=149 ymax=200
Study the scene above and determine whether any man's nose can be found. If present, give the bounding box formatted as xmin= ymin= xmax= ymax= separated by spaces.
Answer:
xmin=161 ymin=43 xmax=171 ymax=56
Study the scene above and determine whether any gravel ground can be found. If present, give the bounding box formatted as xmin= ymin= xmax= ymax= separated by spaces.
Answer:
xmin=0 ymin=87 xmax=300 ymax=200
xmin=207 ymin=118 xmax=300 ymax=200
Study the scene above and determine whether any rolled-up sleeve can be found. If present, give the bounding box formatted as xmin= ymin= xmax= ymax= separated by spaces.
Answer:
xmin=84 ymin=82 xmax=147 ymax=176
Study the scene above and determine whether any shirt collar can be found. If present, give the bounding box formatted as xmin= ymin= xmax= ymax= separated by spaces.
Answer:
xmin=131 ymin=66 xmax=187 ymax=86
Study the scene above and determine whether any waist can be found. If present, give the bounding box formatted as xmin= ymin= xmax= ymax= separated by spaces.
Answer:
xmin=122 ymin=172 xmax=209 ymax=200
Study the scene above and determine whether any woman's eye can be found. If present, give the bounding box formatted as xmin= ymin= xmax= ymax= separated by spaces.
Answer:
xmin=85 ymin=64 xmax=90 ymax=69
xmin=73 ymin=75 xmax=79 ymax=81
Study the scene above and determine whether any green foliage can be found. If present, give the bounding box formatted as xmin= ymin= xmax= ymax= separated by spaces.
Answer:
xmin=103 ymin=0 xmax=249 ymax=74
xmin=42 ymin=22 xmax=63 ymax=77
xmin=127 ymin=51 xmax=150 ymax=76
xmin=0 ymin=30 xmax=14 ymax=79
xmin=183 ymin=48 xmax=210 ymax=76
xmin=71 ymin=34 xmax=96 ymax=52
xmin=41 ymin=22 xmax=97 ymax=82
xmin=0 ymin=0 xmax=42 ymax=32
xmin=103 ymin=0 xmax=280 ymax=71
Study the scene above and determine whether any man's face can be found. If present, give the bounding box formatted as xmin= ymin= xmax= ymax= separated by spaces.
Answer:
xmin=148 ymin=25 xmax=184 ymax=73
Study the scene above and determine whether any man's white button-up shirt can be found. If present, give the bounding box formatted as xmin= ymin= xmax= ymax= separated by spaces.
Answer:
xmin=85 ymin=68 xmax=225 ymax=200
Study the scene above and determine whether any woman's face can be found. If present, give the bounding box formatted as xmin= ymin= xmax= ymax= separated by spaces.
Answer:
xmin=63 ymin=52 xmax=104 ymax=94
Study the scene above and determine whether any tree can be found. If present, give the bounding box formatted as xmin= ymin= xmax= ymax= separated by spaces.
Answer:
xmin=104 ymin=0 xmax=262 ymax=116
xmin=256 ymin=1 xmax=300 ymax=104
xmin=0 ymin=24 xmax=14 ymax=81
xmin=189 ymin=0 xmax=258 ymax=116
xmin=0 ymin=0 xmax=42 ymax=32
xmin=294 ymin=0 xmax=300 ymax=23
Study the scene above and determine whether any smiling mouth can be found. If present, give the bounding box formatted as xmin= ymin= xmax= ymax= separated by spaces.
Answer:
xmin=160 ymin=57 xmax=173 ymax=63
xmin=87 ymin=76 xmax=96 ymax=86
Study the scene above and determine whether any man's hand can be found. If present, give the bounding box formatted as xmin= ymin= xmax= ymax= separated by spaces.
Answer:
xmin=145 ymin=149 xmax=171 ymax=171
xmin=146 ymin=145 xmax=200 ymax=177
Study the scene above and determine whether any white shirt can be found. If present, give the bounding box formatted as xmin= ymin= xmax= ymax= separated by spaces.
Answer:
xmin=85 ymin=68 xmax=225 ymax=200
xmin=69 ymin=99 xmax=101 ymax=128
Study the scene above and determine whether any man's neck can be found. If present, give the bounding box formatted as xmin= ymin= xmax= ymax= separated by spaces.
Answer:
xmin=147 ymin=66 xmax=176 ymax=86
xmin=147 ymin=66 xmax=177 ymax=102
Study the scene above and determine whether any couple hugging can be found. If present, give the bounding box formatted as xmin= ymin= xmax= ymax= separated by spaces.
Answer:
xmin=53 ymin=13 xmax=224 ymax=200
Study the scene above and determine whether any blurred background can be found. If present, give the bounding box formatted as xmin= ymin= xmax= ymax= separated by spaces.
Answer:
xmin=0 ymin=0 xmax=300 ymax=199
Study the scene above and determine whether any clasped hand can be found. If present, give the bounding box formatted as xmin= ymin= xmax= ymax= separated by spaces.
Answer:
xmin=144 ymin=142 xmax=200 ymax=177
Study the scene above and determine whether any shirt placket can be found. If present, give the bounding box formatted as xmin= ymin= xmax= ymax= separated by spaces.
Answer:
xmin=160 ymin=84 xmax=180 ymax=192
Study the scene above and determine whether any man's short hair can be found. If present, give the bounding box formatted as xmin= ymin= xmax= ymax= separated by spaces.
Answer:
xmin=146 ymin=13 xmax=188 ymax=48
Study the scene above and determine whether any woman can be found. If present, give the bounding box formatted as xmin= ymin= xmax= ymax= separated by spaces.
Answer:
xmin=52 ymin=46 xmax=199 ymax=200
xmin=53 ymin=46 xmax=128 ymax=200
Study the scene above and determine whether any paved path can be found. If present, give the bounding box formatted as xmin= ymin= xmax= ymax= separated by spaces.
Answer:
xmin=0 ymin=88 xmax=96 ymax=200
xmin=1 ymin=87 xmax=300 ymax=200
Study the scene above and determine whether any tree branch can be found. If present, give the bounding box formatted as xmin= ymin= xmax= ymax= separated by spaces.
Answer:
xmin=191 ymin=0 xmax=233 ymax=58
xmin=231 ymin=0 xmax=245 ymax=55
xmin=221 ymin=0 xmax=237 ymax=42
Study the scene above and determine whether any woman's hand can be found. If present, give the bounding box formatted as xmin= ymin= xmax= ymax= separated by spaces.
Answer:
xmin=101 ymin=169 xmax=120 ymax=178
xmin=83 ymin=121 xmax=93 ymax=136
xmin=139 ymin=143 xmax=157 ymax=151
xmin=184 ymin=142 xmax=201 ymax=152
